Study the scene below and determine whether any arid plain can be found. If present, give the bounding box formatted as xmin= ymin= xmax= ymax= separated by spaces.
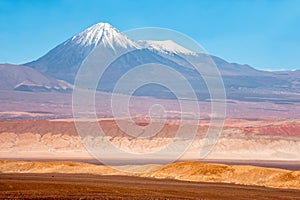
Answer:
xmin=1 ymin=116 xmax=300 ymax=199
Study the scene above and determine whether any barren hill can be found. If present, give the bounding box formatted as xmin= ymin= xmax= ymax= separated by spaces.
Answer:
xmin=0 ymin=160 xmax=299 ymax=190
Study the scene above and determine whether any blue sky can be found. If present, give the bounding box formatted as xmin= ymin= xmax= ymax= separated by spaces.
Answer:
xmin=1 ymin=0 xmax=300 ymax=70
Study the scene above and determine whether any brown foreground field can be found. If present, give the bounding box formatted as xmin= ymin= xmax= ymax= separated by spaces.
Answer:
xmin=0 ymin=160 xmax=300 ymax=199
xmin=1 ymin=173 xmax=300 ymax=200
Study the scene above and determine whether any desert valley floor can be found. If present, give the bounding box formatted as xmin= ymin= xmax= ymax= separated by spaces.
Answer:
xmin=1 ymin=108 xmax=300 ymax=199
xmin=0 ymin=160 xmax=300 ymax=199
xmin=1 ymin=173 xmax=300 ymax=200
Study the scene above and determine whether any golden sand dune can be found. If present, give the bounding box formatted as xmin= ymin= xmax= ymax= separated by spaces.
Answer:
xmin=0 ymin=160 xmax=125 ymax=175
xmin=144 ymin=161 xmax=300 ymax=190
xmin=0 ymin=160 xmax=299 ymax=190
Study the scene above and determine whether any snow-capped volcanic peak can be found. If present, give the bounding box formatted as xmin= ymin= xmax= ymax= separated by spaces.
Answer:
xmin=138 ymin=40 xmax=196 ymax=55
xmin=70 ymin=22 xmax=139 ymax=49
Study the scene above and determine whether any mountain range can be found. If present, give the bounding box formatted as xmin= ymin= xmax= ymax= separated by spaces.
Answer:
xmin=1 ymin=22 xmax=299 ymax=102
xmin=0 ymin=64 xmax=72 ymax=92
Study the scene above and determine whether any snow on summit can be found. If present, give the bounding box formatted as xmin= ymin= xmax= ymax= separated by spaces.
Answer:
xmin=70 ymin=22 xmax=139 ymax=49
xmin=69 ymin=22 xmax=197 ymax=54
xmin=138 ymin=40 xmax=197 ymax=55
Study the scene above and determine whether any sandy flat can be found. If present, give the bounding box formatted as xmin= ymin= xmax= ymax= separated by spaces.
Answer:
xmin=1 ymin=173 xmax=300 ymax=200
